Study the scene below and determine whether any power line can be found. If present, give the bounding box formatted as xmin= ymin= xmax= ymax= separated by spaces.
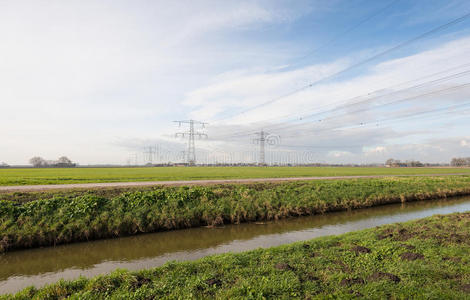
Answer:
xmin=278 ymin=100 xmax=470 ymax=148
xmin=269 ymin=79 xmax=470 ymax=136
xmin=213 ymin=81 xmax=470 ymax=144
xmin=265 ymin=101 xmax=470 ymax=153
xmin=278 ymin=102 xmax=470 ymax=148
xmin=281 ymin=89 xmax=470 ymax=139
xmin=209 ymin=62 xmax=470 ymax=139
xmin=278 ymin=83 xmax=470 ymax=138
xmin=174 ymin=120 xmax=208 ymax=165
xmin=289 ymin=0 xmax=401 ymax=68
xmin=348 ymin=100 xmax=470 ymax=129
xmin=212 ymin=11 xmax=470 ymax=124
xmin=268 ymin=64 xmax=470 ymax=129
xmin=211 ymin=66 xmax=470 ymax=139
xmin=210 ymin=0 xmax=401 ymax=140
xmin=279 ymin=144 xmax=366 ymax=149
xmin=253 ymin=131 xmax=268 ymax=165
xmin=252 ymin=131 xmax=280 ymax=165
xmin=143 ymin=146 xmax=157 ymax=164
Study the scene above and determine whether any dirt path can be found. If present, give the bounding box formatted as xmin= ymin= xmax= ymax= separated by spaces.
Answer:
xmin=0 ymin=173 xmax=469 ymax=192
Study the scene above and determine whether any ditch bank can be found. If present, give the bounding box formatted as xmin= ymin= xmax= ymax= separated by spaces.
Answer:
xmin=3 ymin=212 xmax=469 ymax=298
xmin=1 ymin=176 xmax=470 ymax=253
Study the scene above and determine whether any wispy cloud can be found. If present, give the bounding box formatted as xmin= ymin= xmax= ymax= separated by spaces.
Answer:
xmin=1 ymin=0 xmax=470 ymax=164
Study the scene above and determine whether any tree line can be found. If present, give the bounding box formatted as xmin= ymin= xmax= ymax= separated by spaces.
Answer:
xmin=450 ymin=157 xmax=470 ymax=167
xmin=29 ymin=156 xmax=76 ymax=167
xmin=385 ymin=159 xmax=424 ymax=167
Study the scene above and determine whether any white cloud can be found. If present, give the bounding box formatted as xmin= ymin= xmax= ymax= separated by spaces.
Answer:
xmin=328 ymin=151 xmax=353 ymax=158
xmin=1 ymin=1 xmax=470 ymax=165
xmin=186 ymin=35 xmax=470 ymax=127
xmin=0 ymin=0 xmax=312 ymax=164
xmin=364 ymin=146 xmax=386 ymax=155
xmin=184 ymin=59 xmax=348 ymax=121
xmin=183 ymin=35 xmax=470 ymax=164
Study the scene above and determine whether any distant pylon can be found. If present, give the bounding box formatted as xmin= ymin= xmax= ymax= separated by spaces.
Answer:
xmin=253 ymin=130 xmax=280 ymax=166
xmin=174 ymin=120 xmax=208 ymax=165
xmin=143 ymin=146 xmax=156 ymax=164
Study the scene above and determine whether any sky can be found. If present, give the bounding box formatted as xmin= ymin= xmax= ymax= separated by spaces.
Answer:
xmin=1 ymin=0 xmax=470 ymax=165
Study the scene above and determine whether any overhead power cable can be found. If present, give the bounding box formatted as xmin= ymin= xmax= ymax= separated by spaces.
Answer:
xmin=211 ymin=68 xmax=470 ymax=140
xmin=278 ymin=82 xmax=470 ymax=138
xmin=288 ymin=0 xmax=401 ymax=68
xmin=280 ymin=88 xmax=470 ymax=139
xmin=209 ymin=62 xmax=470 ymax=139
xmin=212 ymin=11 xmax=470 ymax=124
xmin=215 ymin=81 xmax=470 ymax=142
xmin=266 ymin=75 xmax=470 ymax=135
xmin=226 ymin=100 xmax=470 ymax=150
xmin=279 ymin=101 xmax=470 ymax=141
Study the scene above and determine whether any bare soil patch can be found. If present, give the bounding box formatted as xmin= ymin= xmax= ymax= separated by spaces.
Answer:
xmin=401 ymin=252 xmax=424 ymax=261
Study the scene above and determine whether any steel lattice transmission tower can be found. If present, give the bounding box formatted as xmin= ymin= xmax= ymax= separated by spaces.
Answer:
xmin=253 ymin=130 xmax=280 ymax=166
xmin=143 ymin=146 xmax=157 ymax=164
xmin=174 ymin=120 xmax=208 ymax=165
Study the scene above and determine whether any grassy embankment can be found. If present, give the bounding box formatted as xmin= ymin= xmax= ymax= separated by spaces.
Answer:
xmin=1 ymin=176 xmax=470 ymax=253
xmin=1 ymin=166 xmax=470 ymax=186
xmin=4 ymin=212 xmax=470 ymax=299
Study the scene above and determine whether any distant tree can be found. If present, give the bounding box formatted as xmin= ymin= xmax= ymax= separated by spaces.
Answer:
xmin=406 ymin=160 xmax=423 ymax=167
xmin=451 ymin=157 xmax=468 ymax=166
xmin=56 ymin=156 xmax=75 ymax=167
xmin=57 ymin=156 xmax=72 ymax=165
xmin=29 ymin=157 xmax=47 ymax=167
xmin=385 ymin=158 xmax=406 ymax=167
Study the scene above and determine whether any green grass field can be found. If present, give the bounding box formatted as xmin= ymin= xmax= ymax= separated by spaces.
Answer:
xmin=1 ymin=166 xmax=470 ymax=186
xmin=4 ymin=212 xmax=469 ymax=299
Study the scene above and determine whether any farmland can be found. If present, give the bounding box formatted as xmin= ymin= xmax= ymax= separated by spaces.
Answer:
xmin=2 ymin=176 xmax=470 ymax=253
xmin=4 ymin=212 xmax=469 ymax=299
xmin=0 ymin=166 xmax=470 ymax=186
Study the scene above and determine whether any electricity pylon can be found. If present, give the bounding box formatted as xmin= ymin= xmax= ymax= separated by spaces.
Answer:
xmin=174 ymin=120 xmax=208 ymax=165
xmin=143 ymin=146 xmax=156 ymax=164
xmin=253 ymin=130 xmax=280 ymax=166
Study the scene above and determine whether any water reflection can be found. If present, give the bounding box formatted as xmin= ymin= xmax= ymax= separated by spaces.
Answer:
xmin=1 ymin=197 xmax=469 ymax=294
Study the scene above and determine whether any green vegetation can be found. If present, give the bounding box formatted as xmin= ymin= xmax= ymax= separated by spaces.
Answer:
xmin=1 ymin=166 xmax=470 ymax=186
xmin=2 ymin=176 xmax=470 ymax=253
xmin=4 ymin=212 xmax=469 ymax=299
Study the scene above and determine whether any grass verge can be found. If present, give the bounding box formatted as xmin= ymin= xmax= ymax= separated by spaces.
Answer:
xmin=1 ymin=166 xmax=470 ymax=186
xmin=1 ymin=176 xmax=470 ymax=253
xmin=3 ymin=212 xmax=470 ymax=299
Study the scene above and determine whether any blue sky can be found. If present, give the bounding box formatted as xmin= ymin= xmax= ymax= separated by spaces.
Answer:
xmin=1 ymin=0 xmax=470 ymax=165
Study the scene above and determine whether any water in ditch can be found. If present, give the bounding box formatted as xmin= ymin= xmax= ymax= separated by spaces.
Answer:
xmin=1 ymin=196 xmax=469 ymax=294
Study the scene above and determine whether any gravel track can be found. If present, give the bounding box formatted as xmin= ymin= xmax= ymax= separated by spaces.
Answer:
xmin=0 ymin=173 xmax=468 ymax=192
